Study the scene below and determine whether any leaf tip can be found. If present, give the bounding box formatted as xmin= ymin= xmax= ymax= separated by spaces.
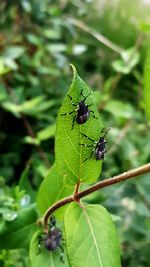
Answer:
xmin=70 ymin=63 xmax=77 ymax=77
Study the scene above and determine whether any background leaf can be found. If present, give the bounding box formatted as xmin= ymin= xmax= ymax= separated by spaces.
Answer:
xmin=55 ymin=66 xmax=104 ymax=184
xmin=19 ymin=164 xmax=36 ymax=202
xmin=64 ymin=202 xmax=121 ymax=267
xmin=143 ymin=46 xmax=150 ymax=121
xmin=0 ymin=204 xmax=38 ymax=249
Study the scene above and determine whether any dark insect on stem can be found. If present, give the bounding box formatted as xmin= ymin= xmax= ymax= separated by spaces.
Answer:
xmin=61 ymin=89 xmax=97 ymax=129
xmin=38 ymin=215 xmax=64 ymax=263
xmin=79 ymin=128 xmax=109 ymax=162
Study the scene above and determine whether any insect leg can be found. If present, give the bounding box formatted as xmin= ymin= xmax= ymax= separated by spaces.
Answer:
xmin=89 ymin=109 xmax=97 ymax=119
xmin=71 ymin=114 xmax=77 ymax=130
xmin=50 ymin=215 xmax=56 ymax=227
xmin=80 ymin=90 xmax=92 ymax=102
xmin=68 ymin=95 xmax=78 ymax=107
xmin=102 ymin=128 xmax=110 ymax=137
xmin=61 ymin=110 xmax=76 ymax=116
xmin=79 ymin=143 xmax=94 ymax=147
xmin=37 ymin=235 xmax=45 ymax=254
xmin=81 ymin=133 xmax=95 ymax=142
xmin=83 ymin=149 xmax=94 ymax=162
xmin=59 ymin=245 xmax=64 ymax=263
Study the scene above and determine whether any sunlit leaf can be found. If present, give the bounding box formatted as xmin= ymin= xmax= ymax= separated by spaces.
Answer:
xmin=104 ymin=100 xmax=135 ymax=119
xmin=64 ymin=202 xmax=121 ymax=267
xmin=37 ymin=124 xmax=56 ymax=141
xmin=55 ymin=65 xmax=104 ymax=184
xmin=0 ymin=58 xmax=10 ymax=75
xmin=23 ymin=136 xmax=40 ymax=145
xmin=112 ymin=47 xmax=140 ymax=74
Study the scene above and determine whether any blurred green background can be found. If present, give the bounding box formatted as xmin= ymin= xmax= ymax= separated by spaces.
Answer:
xmin=0 ymin=0 xmax=150 ymax=266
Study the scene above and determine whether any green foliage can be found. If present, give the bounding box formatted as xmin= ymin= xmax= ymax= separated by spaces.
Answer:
xmin=0 ymin=176 xmax=38 ymax=250
xmin=31 ymin=66 xmax=121 ymax=267
xmin=144 ymin=47 xmax=150 ymax=121
xmin=56 ymin=66 xmax=103 ymax=184
xmin=112 ymin=47 xmax=140 ymax=74
xmin=30 ymin=230 xmax=70 ymax=267
xmin=0 ymin=205 xmax=37 ymax=249
xmin=64 ymin=203 xmax=121 ymax=267
xmin=0 ymin=0 xmax=150 ymax=266
xmin=37 ymin=164 xmax=74 ymax=217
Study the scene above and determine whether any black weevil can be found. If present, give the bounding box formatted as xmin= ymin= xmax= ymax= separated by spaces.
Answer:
xmin=61 ymin=90 xmax=97 ymax=129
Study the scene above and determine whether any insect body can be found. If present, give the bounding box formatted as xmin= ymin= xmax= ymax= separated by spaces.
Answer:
xmin=61 ymin=90 xmax=97 ymax=129
xmin=95 ymin=134 xmax=107 ymax=160
xmin=80 ymin=128 xmax=109 ymax=162
xmin=38 ymin=215 xmax=64 ymax=263
xmin=76 ymin=100 xmax=90 ymax=124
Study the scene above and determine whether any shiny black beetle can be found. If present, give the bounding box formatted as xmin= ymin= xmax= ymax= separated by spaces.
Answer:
xmin=61 ymin=90 xmax=97 ymax=129
xmin=80 ymin=128 xmax=109 ymax=162
xmin=38 ymin=215 xmax=64 ymax=263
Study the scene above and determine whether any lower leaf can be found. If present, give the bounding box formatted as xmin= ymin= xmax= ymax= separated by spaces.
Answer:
xmin=64 ymin=202 xmax=121 ymax=267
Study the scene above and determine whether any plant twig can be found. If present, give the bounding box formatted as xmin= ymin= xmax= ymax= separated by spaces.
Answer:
xmin=68 ymin=18 xmax=124 ymax=55
xmin=44 ymin=162 xmax=150 ymax=227
xmin=73 ymin=180 xmax=81 ymax=202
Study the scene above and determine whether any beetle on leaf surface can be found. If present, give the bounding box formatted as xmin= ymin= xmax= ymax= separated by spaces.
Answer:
xmin=38 ymin=215 xmax=64 ymax=263
xmin=61 ymin=90 xmax=97 ymax=129
xmin=79 ymin=128 xmax=109 ymax=162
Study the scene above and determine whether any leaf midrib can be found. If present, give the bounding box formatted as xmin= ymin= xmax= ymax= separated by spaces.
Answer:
xmin=83 ymin=207 xmax=103 ymax=267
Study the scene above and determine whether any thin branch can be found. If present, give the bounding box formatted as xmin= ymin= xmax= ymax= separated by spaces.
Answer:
xmin=44 ymin=162 xmax=150 ymax=227
xmin=68 ymin=18 xmax=124 ymax=55
xmin=73 ymin=180 xmax=81 ymax=202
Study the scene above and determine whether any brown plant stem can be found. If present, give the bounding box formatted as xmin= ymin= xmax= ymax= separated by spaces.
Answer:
xmin=73 ymin=180 xmax=81 ymax=202
xmin=44 ymin=162 xmax=150 ymax=227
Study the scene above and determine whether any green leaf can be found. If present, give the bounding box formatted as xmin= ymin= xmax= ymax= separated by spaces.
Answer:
xmin=20 ymin=96 xmax=53 ymax=115
xmin=143 ymin=47 xmax=150 ymax=121
xmin=23 ymin=136 xmax=41 ymax=146
xmin=0 ymin=85 xmax=8 ymax=102
xmin=0 ymin=58 xmax=10 ymax=75
xmin=55 ymin=65 xmax=104 ymax=184
xmin=37 ymin=164 xmax=74 ymax=218
xmin=30 ymin=230 xmax=70 ymax=267
xmin=104 ymin=100 xmax=135 ymax=119
xmin=0 ymin=204 xmax=38 ymax=249
xmin=112 ymin=47 xmax=140 ymax=74
xmin=1 ymin=102 xmax=21 ymax=117
xmin=4 ymin=46 xmax=25 ymax=60
xmin=64 ymin=203 xmax=121 ymax=267
xmin=0 ymin=208 xmax=17 ymax=221
xmin=19 ymin=164 xmax=36 ymax=202
xmin=2 ymin=97 xmax=55 ymax=117
xmin=37 ymin=124 xmax=56 ymax=141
